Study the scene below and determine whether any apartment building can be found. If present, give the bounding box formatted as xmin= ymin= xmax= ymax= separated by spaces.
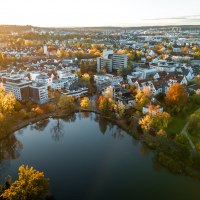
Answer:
xmin=97 ymin=49 xmax=128 ymax=72
xmin=2 ymin=75 xmax=48 ymax=104
xmin=29 ymin=83 xmax=48 ymax=104
xmin=2 ymin=75 xmax=32 ymax=101
xmin=112 ymin=53 xmax=128 ymax=70
xmin=97 ymin=57 xmax=113 ymax=72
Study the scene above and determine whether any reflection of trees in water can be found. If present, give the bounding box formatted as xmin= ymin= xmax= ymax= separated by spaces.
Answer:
xmin=139 ymin=143 xmax=150 ymax=157
xmin=30 ymin=119 xmax=50 ymax=132
xmin=16 ymin=129 xmax=24 ymax=136
xmin=62 ymin=113 xmax=76 ymax=123
xmin=152 ymin=156 xmax=163 ymax=172
xmin=50 ymin=114 xmax=78 ymax=142
xmin=50 ymin=119 xmax=64 ymax=142
xmin=97 ymin=115 xmax=125 ymax=140
xmin=132 ymin=138 xmax=139 ymax=147
xmin=111 ymin=126 xmax=125 ymax=140
xmin=0 ymin=134 xmax=23 ymax=178
xmin=98 ymin=117 xmax=108 ymax=135
xmin=81 ymin=112 xmax=89 ymax=119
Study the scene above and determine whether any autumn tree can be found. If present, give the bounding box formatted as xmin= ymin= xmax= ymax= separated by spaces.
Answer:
xmin=135 ymin=89 xmax=151 ymax=111
xmin=98 ymin=97 xmax=115 ymax=115
xmin=139 ymin=112 xmax=171 ymax=135
xmin=82 ymin=73 xmax=90 ymax=82
xmin=139 ymin=114 xmax=153 ymax=133
xmin=80 ymin=97 xmax=90 ymax=109
xmin=57 ymin=47 xmax=67 ymax=59
xmin=0 ymin=87 xmax=17 ymax=115
xmin=1 ymin=165 xmax=49 ymax=200
xmin=195 ymin=75 xmax=200 ymax=86
xmin=165 ymin=83 xmax=188 ymax=112
xmin=58 ymin=95 xmax=75 ymax=112
xmin=114 ymin=102 xmax=126 ymax=119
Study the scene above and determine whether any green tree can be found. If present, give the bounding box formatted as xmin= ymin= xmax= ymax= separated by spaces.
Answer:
xmin=1 ymin=165 xmax=49 ymax=200
xmin=188 ymin=111 xmax=200 ymax=136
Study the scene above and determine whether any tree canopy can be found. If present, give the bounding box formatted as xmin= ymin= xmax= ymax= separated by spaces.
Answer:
xmin=1 ymin=165 xmax=49 ymax=200
xmin=165 ymin=83 xmax=188 ymax=112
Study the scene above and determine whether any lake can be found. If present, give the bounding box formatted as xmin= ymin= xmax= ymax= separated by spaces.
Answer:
xmin=0 ymin=112 xmax=200 ymax=200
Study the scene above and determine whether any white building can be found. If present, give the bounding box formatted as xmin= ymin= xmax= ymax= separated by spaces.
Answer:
xmin=97 ymin=49 xmax=128 ymax=72
xmin=30 ymin=71 xmax=40 ymax=81
xmin=2 ymin=75 xmax=32 ymax=101
xmin=35 ymin=74 xmax=52 ymax=86
xmin=112 ymin=54 xmax=128 ymax=70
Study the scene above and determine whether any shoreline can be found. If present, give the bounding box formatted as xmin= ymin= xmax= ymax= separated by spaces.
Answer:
xmin=1 ymin=108 xmax=200 ymax=181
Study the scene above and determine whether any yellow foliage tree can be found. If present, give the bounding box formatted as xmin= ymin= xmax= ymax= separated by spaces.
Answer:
xmin=82 ymin=73 xmax=90 ymax=82
xmin=1 ymin=165 xmax=49 ymax=200
xmin=80 ymin=97 xmax=90 ymax=109
xmin=0 ymin=87 xmax=17 ymax=114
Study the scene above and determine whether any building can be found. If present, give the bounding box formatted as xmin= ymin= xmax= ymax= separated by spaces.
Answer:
xmin=43 ymin=45 xmax=48 ymax=54
xmin=2 ymin=75 xmax=32 ymax=101
xmin=62 ymin=82 xmax=88 ymax=98
xmin=30 ymin=71 xmax=40 ymax=81
xmin=112 ymin=54 xmax=128 ymax=70
xmin=51 ymin=79 xmax=70 ymax=90
xmin=97 ymin=57 xmax=112 ymax=72
xmin=142 ymin=98 xmax=163 ymax=115
xmin=2 ymin=75 xmax=48 ymax=104
xmin=29 ymin=83 xmax=48 ymax=104
xmin=97 ymin=49 xmax=128 ymax=72
xmin=35 ymin=74 xmax=51 ymax=86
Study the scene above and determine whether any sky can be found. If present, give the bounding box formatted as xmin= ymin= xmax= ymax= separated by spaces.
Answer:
xmin=0 ymin=0 xmax=200 ymax=27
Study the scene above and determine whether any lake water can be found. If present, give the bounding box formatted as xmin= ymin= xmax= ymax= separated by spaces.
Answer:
xmin=0 ymin=112 xmax=200 ymax=200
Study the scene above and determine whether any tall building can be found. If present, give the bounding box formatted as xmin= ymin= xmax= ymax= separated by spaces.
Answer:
xmin=97 ymin=57 xmax=112 ymax=72
xmin=112 ymin=54 xmax=128 ymax=70
xmin=97 ymin=49 xmax=128 ymax=72
xmin=29 ymin=83 xmax=48 ymax=104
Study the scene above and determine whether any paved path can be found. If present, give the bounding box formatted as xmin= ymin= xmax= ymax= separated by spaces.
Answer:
xmin=181 ymin=122 xmax=196 ymax=152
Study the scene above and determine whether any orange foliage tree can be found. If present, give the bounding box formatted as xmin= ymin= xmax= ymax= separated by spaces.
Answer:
xmin=165 ymin=83 xmax=188 ymax=112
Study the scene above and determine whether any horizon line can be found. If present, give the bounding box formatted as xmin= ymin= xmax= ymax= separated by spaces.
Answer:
xmin=1 ymin=24 xmax=200 ymax=29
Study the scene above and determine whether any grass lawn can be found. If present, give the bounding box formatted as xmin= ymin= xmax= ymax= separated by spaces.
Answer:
xmin=167 ymin=105 xmax=200 ymax=136
xmin=167 ymin=115 xmax=187 ymax=135
xmin=187 ymin=107 xmax=200 ymax=146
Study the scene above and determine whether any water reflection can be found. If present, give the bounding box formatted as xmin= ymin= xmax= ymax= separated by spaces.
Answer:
xmin=30 ymin=119 xmax=50 ymax=132
xmin=111 ymin=126 xmax=125 ymax=140
xmin=62 ymin=113 xmax=76 ymax=123
xmin=81 ymin=112 xmax=90 ymax=119
xmin=0 ymin=135 xmax=23 ymax=178
xmin=139 ymin=143 xmax=151 ymax=157
xmin=98 ymin=116 xmax=108 ymax=135
xmin=50 ymin=119 xmax=64 ymax=142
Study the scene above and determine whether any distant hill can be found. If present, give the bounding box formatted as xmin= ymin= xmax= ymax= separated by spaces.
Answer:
xmin=0 ymin=24 xmax=200 ymax=33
